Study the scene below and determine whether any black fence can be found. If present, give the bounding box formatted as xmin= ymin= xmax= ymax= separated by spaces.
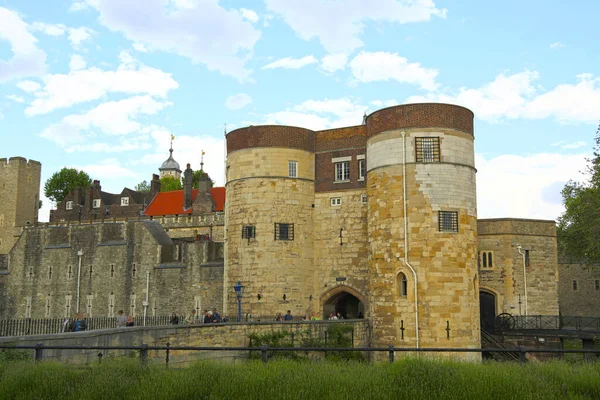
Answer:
xmin=1 ymin=343 xmax=599 ymax=366
xmin=0 ymin=315 xmax=330 ymax=337
xmin=495 ymin=315 xmax=600 ymax=332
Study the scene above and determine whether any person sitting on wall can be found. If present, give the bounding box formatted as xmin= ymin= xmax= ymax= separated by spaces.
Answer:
xmin=275 ymin=312 xmax=284 ymax=322
xmin=203 ymin=310 xmax=212 ymax=324
xmin=211 ymin=308 xmax=221 ymax=323
xmin=185 ymin=309 xmax=197 ymax=325
xmin=170 ymin=313 xmax=179 ymax=325
xmin=70 ymin=313 xmax=88 ymax=332
xmin=284 ymin=310 xmax=293 ymax=321
xmin=328 ymin=312 xmax=337 ymax=320
xmin=116 ymin=310 xmax=128 ymax=328
xmin=126 ymin=315 xmax=135 ymax=327
xmin=336 ymin=312 xmax=344 ymax=320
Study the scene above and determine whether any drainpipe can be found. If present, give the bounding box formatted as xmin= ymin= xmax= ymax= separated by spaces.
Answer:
xmin=143 ymin=270 xmax=150 ymax=326
xmin=517 ymin=245 xmax=528 ymax=316
xmin=401 ymin=131 xmax=419 ymax=349
xmin=76 ymin=249 xmax=83 ymax=313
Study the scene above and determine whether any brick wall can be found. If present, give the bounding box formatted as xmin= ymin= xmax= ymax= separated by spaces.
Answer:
xmin=227 ymin=125 xmax=315 ymax=154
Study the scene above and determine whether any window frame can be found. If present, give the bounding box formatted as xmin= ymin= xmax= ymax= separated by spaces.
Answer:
xmin=361 ymin=194 xmax=368 ymax=204
xmin=274 ymin=223 xmax=294 ymax=241
xmin=121 ymin=197 xmax=130 ymax=206
xmin=438 ymin=211 xmax=459 ymax=232
xmin=358 ymin=159 xmax=365 ymax=181
xmin=399 ymin=273 xmax=408 ymax=297
xmin=479 ymin=251 xmax=494 ymax=270
xmin=288 ymin=161 xmax=298 ymax=178
xmin=66 ymin=201 xmax=73 ymax=210
xmin=415 ymin=137 xmax=441 ymax=163
xmin=572 ymin=280 xmax=578 ymax=291
xmin=92 ymin=199 xmax=101 ymax=208
xmin=242 ymin=225 xmax=256 ymax=240
xmin=330 ymin=197 xmax=342 ymax=206
xmin=334 ymin=161 xmax=350 ymax=183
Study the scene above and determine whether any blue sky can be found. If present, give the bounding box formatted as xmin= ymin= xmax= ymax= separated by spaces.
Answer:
xmin=1 ymin=0 xmax=598 ymax=222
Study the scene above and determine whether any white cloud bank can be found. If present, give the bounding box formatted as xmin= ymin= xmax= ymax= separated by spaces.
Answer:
xmin=225 ymin=93 xmax=252 ymax=110
xmin=261 ymin=55 xmax=317 ymax=70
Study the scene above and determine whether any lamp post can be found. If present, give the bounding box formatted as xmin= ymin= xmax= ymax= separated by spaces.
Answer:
xmin=233 ymin=281 xmax=245 ymax=322
xmin=76 ymin=249 xmax=83 ymax=313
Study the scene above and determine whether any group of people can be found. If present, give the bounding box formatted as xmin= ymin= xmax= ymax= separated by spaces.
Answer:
xmin=116 ymin=310 xmax=135 ymax=327
xmin=170 ymin=308 xmax=224 ymax=325
xmin=62 ymin=313 xmax=88 ymax=332
xmin=275 ymin=310 xmax=295 ymax=321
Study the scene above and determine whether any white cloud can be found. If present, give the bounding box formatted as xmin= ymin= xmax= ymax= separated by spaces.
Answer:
xmin=261 ymin=55 xmax=317 ymax=70
xmin=70 ymin=1 xmax=89 ymax=12
xmin=0 ymin=7 xmax=47 ymax=82
xmin=320 ymin=53 xmax=348 ymax=73
xmin=69 ymin=54 xmax=87 ymax=71
xmin=476 ymin=152 xmax=589 ymax=220
xmin=26 ymin=51 xmax=178 ymax=116
xmin=265 ymin=0 xmax=446 ymax=53
xmin=6 ymin=94 xmax=25 ymax=103
xmin=16 ymin=80 xmax=41 ymax=93
xmin=40 ymin=95 xmax=172 ymax=147
xmin=407 ymin=71 xmax=600 ymax=123
xmin=86 ymin=0 xmax=261 ymax=81
xmin=349 ymin=51 xmax=439 ymax=91
xmin=225 ymin=93 xmax=252 ymax=110
xmin=30 ymin=22 xmax=67 ymax=36
xmin=551 ymin=140 xmax=587 ymax=150
xmin=370 ymin=99 xmax=398 ymax=108
xmin=132 ymin=43 xmax=148 ymax=52
xmin=240 ymin=8 xmax=259 ymax=23
xmin=550 ymin=42 xmax=565 ymax=49
xmin=75 ymin=158 xmax=140 ymax=180
xmin=68 ymin=27 xmax=93 ymax=47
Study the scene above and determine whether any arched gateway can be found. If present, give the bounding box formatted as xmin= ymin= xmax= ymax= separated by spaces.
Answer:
xmin=321 ymin=286 xmax=366 ymax=319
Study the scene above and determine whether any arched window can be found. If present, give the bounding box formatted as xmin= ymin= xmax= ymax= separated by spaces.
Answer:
xmin=482 ymin=253 xmax=487 ymax=268
xmin=398 ymin=273 xmax=408 ymax=297
xmin=488 ymin=252 xmax=493 ymax=268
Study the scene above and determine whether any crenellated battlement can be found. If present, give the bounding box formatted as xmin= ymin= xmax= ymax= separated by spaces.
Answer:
xmin=0 ymin=157 xmax=41 ymax=169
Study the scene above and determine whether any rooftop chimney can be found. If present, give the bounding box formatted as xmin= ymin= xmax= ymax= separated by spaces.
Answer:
xmin=183 ymin=163 xmax=192 ymax=210
xmin=150 ymin=173 xmax=161 ymax=197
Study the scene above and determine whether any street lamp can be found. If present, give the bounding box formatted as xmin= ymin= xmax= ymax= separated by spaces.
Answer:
xmin=233 ymin=281 xmax=245 ymax=322
xmin=76 ymin=249 xmax=84 ymax=313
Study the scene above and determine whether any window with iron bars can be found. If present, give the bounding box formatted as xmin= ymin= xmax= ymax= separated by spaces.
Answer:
xmin=438 ymin=211 xmax=458 ymax=232
xmin=242 ymin=225 xmax=256 ymax=240
xmin=415 ymin=137 xmax=440 ymax=163
xmin=274 ymin=223 xmax=294 ymax=241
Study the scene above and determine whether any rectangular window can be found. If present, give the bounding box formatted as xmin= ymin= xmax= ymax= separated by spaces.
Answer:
xmin=274 ymin=223 xmax=294 ymax=241
xmin=242 ymin=225 xmax=256 ymax=239
xmin=121 ymin=197 xmax=129 ymax=206
xmin=358 ymin=159 xmax=365 ymax=181
xmin=330 ymin=197 xmax=342 ymax=206
xmin=524 ymin=250 xmax=530 ymax=267
xmin=438 ymin=211 xmax=458 ymax=232
xmin=92 ymin=199 xmax=101 ymax=208
xmin=361 ymin=194 xmax=368 ymax=204
xmin=66 ymin=201 xmax=73 ymax=210
xmin=25 ymin=296 xmax=32 ymax=318
xmin=86 ymin=295 xmax=93 ymax=317
xmin=44 ymin=296 xmax=52 ymax=318
xmin=335 ymin=161 xmax=350 ymax=182
xmin=288 ymin=161 xmax=298 ymax=178
xmin=479 ymin=251 xmax=494 ymax=269
xmin=573 ymin=280 xmax=578 ymax=291
xmin=415 ymin=137 xmax=440 ymax=163
xmin=596 ymin=280 xmax=600 ymax=291
xmin=64 ymin=295 xmax=72 ymax=318
xmin=130 ymin=294 xmax=136 ymax=317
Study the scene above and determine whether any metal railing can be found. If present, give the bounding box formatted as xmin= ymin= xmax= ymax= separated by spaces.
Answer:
xmin=0 ymin=315 xmax=336 ymax=337
xmin=1 ymin=343 xmax=599 ymax=366
xmin=495 ymin=315 xmax=600 ymax=332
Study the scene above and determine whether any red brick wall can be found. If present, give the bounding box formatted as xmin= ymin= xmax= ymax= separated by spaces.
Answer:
xmin=315 ymin=125 xmax=367 ymax=152
xmin=366 ymin=103 xmax=474 ymax=136
xmin=315 ymin=149 xmax=366 ymax=193
xmin=226 ymin=125 xmax=315 ymax=153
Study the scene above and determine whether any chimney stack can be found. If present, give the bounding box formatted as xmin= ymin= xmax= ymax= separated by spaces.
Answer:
xmin=150 ymin=174 xmax=161 ymax=196
xmin=183 ymin=163 xmax=193 ymax=210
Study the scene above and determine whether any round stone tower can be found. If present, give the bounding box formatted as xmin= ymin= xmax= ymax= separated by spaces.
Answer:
xmin=224 ymin=126 xmax=315 ymax=317
xmin=365 ymin=103 xmax=480 ymax=359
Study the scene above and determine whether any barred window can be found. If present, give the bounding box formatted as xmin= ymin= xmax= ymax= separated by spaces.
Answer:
xmin=415 ymin=137 xmax=440 ymax=163
xmin=335 ymin=161 xmax=350 ymax=182
xmin=274 ymin=223 xmax=294 ymax=241
xmin=438 ymin=211 xmax=458 ymax=232
xmin=242 ymin=225 xmax=256 ymax=239
xmin=288 ymin=161 xmax=298 ymax=178
xmin=358 ymin=159 xmax=365 ymax=180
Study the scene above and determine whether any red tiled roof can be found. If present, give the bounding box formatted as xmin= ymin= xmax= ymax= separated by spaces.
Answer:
xmin=143 ymin=187 xmax=226 ymax=216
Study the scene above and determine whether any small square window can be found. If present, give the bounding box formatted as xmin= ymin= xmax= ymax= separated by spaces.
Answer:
xmin=66 ymin=201 xmax=73 ymax=210
xmin=358 ymin=159 xmax=365 ymax=181
xmin=573 ymin=280 xmax=578 ymax=291
xmin=274 ymin=223 xmax=294 ymax=241
xmin=330 ymin=197 xmax=342 ymax=206
xmin=242 ymin=225 xmax=256 ymax=239
xmin=121 ymin=197 xmax=129 ymax=206
xmin=361 ymin=194 xmax=368 ymax=204
xmin=335 ymin=161 xmax=350 ymax=182
xmin=415 ymin=137 xmax=440 ymax=163
xmin=288 ymin=161 xmax=298 ymax=178
xmin=92 ymin=199 xmax=101 ymax=208
xmin=438 ymin=211 xmax=458 ymax=232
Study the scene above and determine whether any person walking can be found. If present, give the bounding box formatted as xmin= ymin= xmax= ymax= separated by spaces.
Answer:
xmin=116 ymin=310 xmax=128 ymax=328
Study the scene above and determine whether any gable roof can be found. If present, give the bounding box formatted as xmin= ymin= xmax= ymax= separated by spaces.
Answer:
xmin=143 ymin=187 xmax=226 ymax=216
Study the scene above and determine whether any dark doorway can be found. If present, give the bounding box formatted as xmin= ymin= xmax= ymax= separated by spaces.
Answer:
xmin=323 ymin=291 xmax=364 ymax=319
xmin=479 ymin=291 xmax=496 ymax=331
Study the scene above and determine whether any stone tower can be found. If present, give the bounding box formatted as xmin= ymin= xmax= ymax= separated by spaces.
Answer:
xmin=365 ymin=103 xmax=480 ymax=359
xmin=159 ymin=144 xmax=181 ymax=179
xmin=224 ymin=126 xmax=316 ymax=317
xmin=0 ymin=157 xmax=41 ymax=254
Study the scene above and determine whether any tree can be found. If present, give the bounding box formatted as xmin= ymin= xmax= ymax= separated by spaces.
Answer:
xmin=135 ymin=180 xmax=150 ymax=193
xmin=557 ymin=122 xmax=600 ymax=264
xmin=44 ymin=168 xmax=92 ymax=205
xmin=192 ymin=170 xmax=215 ymax=189
xmin=160 ymin=176 xmax=182 ymax=192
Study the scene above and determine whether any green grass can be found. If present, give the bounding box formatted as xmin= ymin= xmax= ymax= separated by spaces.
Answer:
xmin=1 ymin=357 xmax=599 ymax=399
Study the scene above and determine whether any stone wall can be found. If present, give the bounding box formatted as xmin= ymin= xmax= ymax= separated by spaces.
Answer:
xmin=478 ymin=219 xmax=559 ymax=316
xmin=558 ymin=263 xmax=600 ymax=316
xmin=1 ymin=221 xmax=223 ymax=320
xmin=0 ymin=320 xmax=370 ymax=366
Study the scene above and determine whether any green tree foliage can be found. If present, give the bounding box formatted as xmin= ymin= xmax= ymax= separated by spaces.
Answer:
xmin=135 ymin=180 xmax=150 ymax=193
xmin=160 ymin=176 xmax=182 ymax=192
xmin=558 ymin=123 xmax=600 ymax=263
xmin=43 ymin=168 xmax=92 ymax=205
xmin=192 ymin=170 xmax=215 ymax=189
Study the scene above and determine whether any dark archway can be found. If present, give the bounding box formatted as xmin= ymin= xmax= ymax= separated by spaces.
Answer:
xmin=479 ymin=290 xmax=496 ymax=331
xmin=323 ymin=291 xmax=364 ymax=319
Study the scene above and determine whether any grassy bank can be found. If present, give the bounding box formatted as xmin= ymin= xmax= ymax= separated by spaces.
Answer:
xmin=0 ymin=357 xmax=599 ymax=399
